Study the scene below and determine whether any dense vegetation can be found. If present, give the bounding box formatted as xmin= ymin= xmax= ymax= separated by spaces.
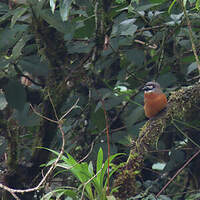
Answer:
xmin=0 ymin=0 xmax=200 ymax=199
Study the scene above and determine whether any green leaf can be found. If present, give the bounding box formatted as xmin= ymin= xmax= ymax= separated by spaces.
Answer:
xmin=41 ymin=188 xmax=78 ymax=200
xmin=183 ymin=0 xmax=187 ymax=6
xmin=4 ymin=80 xmax=27 ymax=111
xmin=19 ymin=55 xmax=49 ymax=76
xmin=136 ymin=3 xmax=161 ymax=11
xmin=40 ymin=9 xmax=70 ymax=33
xmin=90 ymin=106 xmax=106 ymax=132
xmin=96 ymin=148 xmax=103 ymax=184
xmin=187 ymin=62 xmax=198 ymax=75
xmin=157 ymin=72 xmax=177 ymax=87
xmin=188 ymin=193 xmax=200 ymax=200
xmin=182 ymin=55 xmax=195 ymax=64
xmin=0 ymin=25 xmax=28 ymax=53
xmin=12 ymin=35 xmax=31 ymax=60
xmin=107 ymin=196 xmax=116 ymax=200
xmin=196 ymin=0 xmax=200 ymax=10
xmin=168 ymin=0 xmax=177 ymax=14
xmin=59 ymin=0 xmax=73 ymax=21
xmin=74 ymin=16 xmax=95 ymax=39
xmin=170 ymin=13 xmax=184 ymax=22
xmin=164 ymin=149 xmax=185 ymax=172
xmin=67 ymin=41 xmax=95 ymax=54
xmin=125 ymin=106 xmax=145 ymax=127
xmin=112 ymin=19 xmax=138 ymax=36
xmin=50 ymin=0 xmax=56 ymax=13
xmin=149 ymin=0 xmax=166 ymax=3
xmin=170 ymin=149 xmax=185 ymax=163
xmin=0 ymin=11 xmax=13 ymax=25
xmin=0 ymin=58 xmax=10 ymax=69
xmin=152 ymin=162 xmax=166 ymax=171
xmin=95 ymin=57 xmax=117 ymax=71
xmin=29 ymin=0 xmax=46 ymax=18
xmin=104 ymin=95 xmax=124 ymax=110
xmin=45 ymin=148 xmax=91 ymax=183
xmin=0 ymin=2 xmax=9 ymax=13
xmin=0 ymin=93 xmax=7 ymax=110
xmin=101 ymin=153 xmax=123 ymax=188
xmin=88 ymin=161 xmax=94 ymax=176
xmin=11 ymin=7 xmax=27 ymax=28
xmin=13 ymin=103 xmax=40 ymax=127
xmin=0 ymin=136 xmax=6 ymax=159
xmin=125 ymin=49 xmax=145 ymax=67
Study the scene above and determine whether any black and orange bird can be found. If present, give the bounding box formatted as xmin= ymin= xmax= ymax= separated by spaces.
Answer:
xmin=143 ymin=81 xmax=167 ymax=118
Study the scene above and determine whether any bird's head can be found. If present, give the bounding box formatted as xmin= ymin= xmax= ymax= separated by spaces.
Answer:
xmin=142 ymin=81 xmax=162 ymax=94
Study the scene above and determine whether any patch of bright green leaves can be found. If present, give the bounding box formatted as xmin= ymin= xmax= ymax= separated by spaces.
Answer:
xmin=42 ymin=147 xmax=123 ymax=200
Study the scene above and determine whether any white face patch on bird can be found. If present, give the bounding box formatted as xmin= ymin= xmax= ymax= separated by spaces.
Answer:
xmin=143 ymin=82 xmax=161 ymax=93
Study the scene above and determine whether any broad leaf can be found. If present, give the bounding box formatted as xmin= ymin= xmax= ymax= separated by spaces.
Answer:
xmin=50 ymin=0 xmax=56 ymax=13
xmin=0 ymin=93 xmax=7 ymax=110
xmin=41 ymin=188 xmax=77 ymax=200
xmin=40 ymin=9 xmax=69 ymax=33
xmin=96 ymin=148 xmax=103 ymax=184
xmin=125 ymin=49 xmax=145 ymax=67
xmin=157 ymin=72 xmax=177 ymax=87
xmin=13 ymin=103 xmax=40 ymax=127
xmin=125 ymin=106 xmax=144 ymax=127
xmin=135 ymin=3 xmax=161 ymax=11
xmin=90 ymin=107 xmax=106 ymax=132
xmin=67 ymin=41 xmax=95 ymax=54
xmin=112 ymin=19 xmax=138 ymax=36
xmin=19 ymin=55 xmax=49 ymax=76
xmin=59 ymin=0 xmax=73 ymax=21
xmin=187 ymin=62 xmax=198 ymax=75
xmin=0 ymin=25 xmax=28 ymax=53
xmin=4 ymin=79 xmax=27 ymax=111
xmin=0 ymin=58 xmax=10 ymax=69
xmin=11 ymin=7 xmax=27 ymax=28
xmin=12 ymin=35 xmax=31 ymax=60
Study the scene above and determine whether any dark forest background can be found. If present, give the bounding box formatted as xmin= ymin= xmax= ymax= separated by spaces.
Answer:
xmin=0 ymin=0 xmax=200 ymax=199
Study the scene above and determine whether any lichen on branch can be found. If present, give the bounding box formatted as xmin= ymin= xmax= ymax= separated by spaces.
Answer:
xmin=113 ymin=82 xmax=200 ymax=199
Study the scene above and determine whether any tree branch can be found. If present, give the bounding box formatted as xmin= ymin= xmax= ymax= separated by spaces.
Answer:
xmin=113 ymin=82 xmax=200 ymax=199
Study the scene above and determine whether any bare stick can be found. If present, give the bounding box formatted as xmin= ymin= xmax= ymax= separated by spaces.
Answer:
xmin=48 ymin=90 xmax=59 ymax=121
xmin=60 ymin=98 xmax=79 ymax=121
xmin=80 ymin=164 xmax=104 ymax=200
xmin=0 ymin=98 xmax=79 ymax=196
xmin=30 ymin=104 xmax=58 ymax=124
xmin=156 ymin=149 xmax=200 ymax=198
xmin=181 ymin=1 xmax=200 ymax=73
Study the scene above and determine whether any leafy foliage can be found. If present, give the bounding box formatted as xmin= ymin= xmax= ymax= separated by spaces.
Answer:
xmin=42 ymin=148 xmax=122 ymax=199
xmin=0 ymin=0 xmax=200 ymax=199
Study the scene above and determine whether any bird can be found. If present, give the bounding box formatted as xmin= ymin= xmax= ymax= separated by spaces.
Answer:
xmin=143 ymin=81 xmax=167 ymax=118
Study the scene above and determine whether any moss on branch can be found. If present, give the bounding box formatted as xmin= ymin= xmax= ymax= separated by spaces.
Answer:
xmin=113 ymin=82 xmax=200 ymax=199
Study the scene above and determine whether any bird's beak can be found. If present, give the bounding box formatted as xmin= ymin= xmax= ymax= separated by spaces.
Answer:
xmin=142 ymin=85 xmax=148 ymax=91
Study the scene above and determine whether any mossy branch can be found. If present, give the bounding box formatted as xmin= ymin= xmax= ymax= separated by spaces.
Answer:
xmin=113 ymin=82 xmax=200 ymax=199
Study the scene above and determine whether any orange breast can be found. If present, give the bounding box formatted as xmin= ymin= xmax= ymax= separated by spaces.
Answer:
xmin=144 ymin=92 xmax=167 ymax=118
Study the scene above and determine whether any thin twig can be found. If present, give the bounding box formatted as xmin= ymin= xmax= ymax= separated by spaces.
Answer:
xmin=100 ymin=98 xmax=110 ymax=195
xmin=13 ymin=63 xmax=44 ymax=87
xmin=80 ymin=164 xmax=104 ymax=200
xmin=48 ymin=90 xmax=59 ymax=121
xmin=172 ymin=120 xmax=200 ymax=149
xmin=156 ymin=149 xmax=200 ymax=198
xmin=56 ymin=141 xmax=94 ymax=170
xmin=30 ymin=104 xmax=58 ymax=124
xmin=181 ymin=1 xmax=200 ymax=73
xmin=60 ymin=98 xmax=79 ymax=121
xmin=11 ymin=192 xmax=20 ymax=200
xmin=0 ymin=98 xmax=79 ymax=196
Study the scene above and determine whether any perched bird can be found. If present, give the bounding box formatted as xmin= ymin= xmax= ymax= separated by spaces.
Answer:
xmin=143 ymin=81 xmax=167 ymax=118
